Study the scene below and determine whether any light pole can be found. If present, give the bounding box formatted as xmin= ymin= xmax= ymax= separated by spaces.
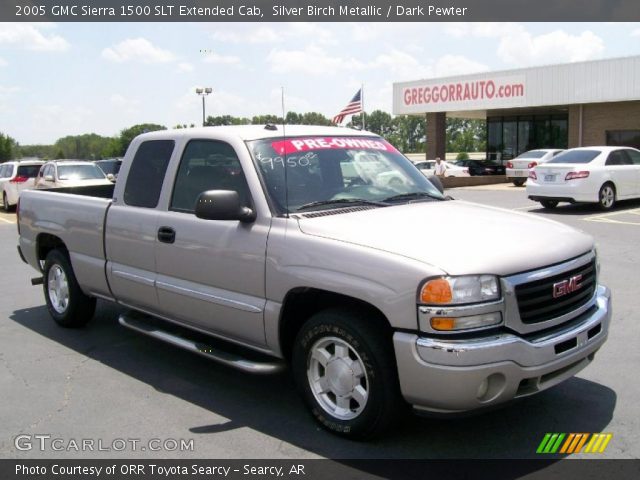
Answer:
xmin=195 ymin=87 xmax=213 ymax=126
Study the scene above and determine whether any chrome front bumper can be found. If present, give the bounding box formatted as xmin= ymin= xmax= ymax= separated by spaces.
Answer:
xmin=393 ymin=285 xmax=611 ymax=413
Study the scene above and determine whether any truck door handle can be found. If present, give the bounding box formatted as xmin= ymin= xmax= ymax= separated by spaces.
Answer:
xmin=157 ymin=226 xmax=176 ymax=244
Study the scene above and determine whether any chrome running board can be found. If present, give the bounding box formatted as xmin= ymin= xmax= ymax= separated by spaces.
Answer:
xmin=118 ymin=312 xmax=285 ymax=375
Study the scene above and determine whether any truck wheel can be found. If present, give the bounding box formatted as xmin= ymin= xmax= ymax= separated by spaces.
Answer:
xmin=292 ymin=309 xmax=402 ymax=439
xmin=598 ymin=183 xmax=616 ymax=210
xmin=43 ymin=249 xmax=96 ymax=328
xmin=2 ymin=193 xmax=10 ymax=212
xmin=540 ymin=200 xmax=558 ymax=209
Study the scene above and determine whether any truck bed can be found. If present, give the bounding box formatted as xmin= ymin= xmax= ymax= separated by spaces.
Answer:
xmin=18 ymin=187 xmax=114 ymax=299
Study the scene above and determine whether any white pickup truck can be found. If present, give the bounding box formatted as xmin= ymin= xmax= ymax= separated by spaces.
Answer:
xmin=17 ymin=125 xmax=611 ymax=438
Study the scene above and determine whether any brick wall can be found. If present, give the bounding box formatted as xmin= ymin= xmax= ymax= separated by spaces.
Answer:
xmin=569 ymin=101 xmax=640 ymax=147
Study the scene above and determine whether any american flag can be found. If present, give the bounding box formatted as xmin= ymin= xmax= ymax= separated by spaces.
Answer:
xmin=332 ymin=89 xmax=362 ymax=124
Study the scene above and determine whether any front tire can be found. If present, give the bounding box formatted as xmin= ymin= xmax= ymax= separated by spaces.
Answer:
xmin=292 ymin=309 xmax=402 ymax=439
xmin=598 ymin=183 xmax=616 ymax=210
xmin=540 ymin=200 xmax=558 ymax=209
xmin=43 ymin=249 xmax=96 ymax=328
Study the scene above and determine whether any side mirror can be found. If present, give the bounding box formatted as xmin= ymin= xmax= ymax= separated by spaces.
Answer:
xmin=44 ymin=175 xmax=54 ymax=182
xmin=427 ymin=175 xmax=445 ymax=194
xmin=106 ymin=173 xmax=116 ymax=182
xmin=195 ymin=190 xmax=256 ymax=223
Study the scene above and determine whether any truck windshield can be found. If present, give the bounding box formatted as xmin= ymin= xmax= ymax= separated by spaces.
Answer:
xmin=248 ymin=136 xmax=444 ymax=214
xmin=58 ymin=164 xmax=106 ymax=180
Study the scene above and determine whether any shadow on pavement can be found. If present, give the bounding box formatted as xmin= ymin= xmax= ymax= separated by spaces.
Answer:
xmin=10 ymin=301 xmax=616 ymax=470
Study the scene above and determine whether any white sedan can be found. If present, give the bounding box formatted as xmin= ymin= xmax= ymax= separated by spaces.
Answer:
xmin=413 ymin=160 xmax=470 ymax=177
xmin=506 ymin=149 xmax=564 ymax=186
xmin=527 ymin=146 xmax=640 ymax=210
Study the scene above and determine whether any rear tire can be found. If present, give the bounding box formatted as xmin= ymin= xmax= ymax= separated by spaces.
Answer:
xmin=2 ymin=193 xmax=10 ymax=212
xmin=513 ymin=179 xmax=526 ymax=187
xmin=598 ymin=183 xmax=616 ymax=210
xmin=292 ymin=309 xmax=403 ymax=439
xmin=540 ymin=200 xmax=558 ymax=209
xmin=43 ymin=249 xmax=96 ymax=328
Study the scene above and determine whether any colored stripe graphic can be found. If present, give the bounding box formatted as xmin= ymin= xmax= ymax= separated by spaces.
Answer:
xmin=538 ymin=433 xmax=612 ymax=454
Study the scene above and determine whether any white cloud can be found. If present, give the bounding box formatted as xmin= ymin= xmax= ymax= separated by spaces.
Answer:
xmin=433 ymin=55 xmax=489 ymax=77
xmin=370 ymin=49 xmax=432 ymax=80
xmin=0 ymin=23 xmax=69 ymax=51
xmin=202 ymin=53 xmax=241 ymax=65
xmin=102 ymin=38 xmax=175 ymax=63
xmin=210 ymin=23 xmax=335 ymax=45
xmin=0 ymin=57 xmax=7 ymax=67
xmin=109 ymin=94 xmax=141 ymax=115
xmin=266 ymin=45 xmax=365 ymax=75
xmin=498 ymin=29 xmax=605 ymax=66
xmin=177 ymin=62 xmax=194 ymax=72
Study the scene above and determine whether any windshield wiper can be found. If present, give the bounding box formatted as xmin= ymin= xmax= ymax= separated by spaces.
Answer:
xmin=296 ymin=198 xmax=388 ymax=212
xmin=382 ymin=192 xmax=443 ymax=203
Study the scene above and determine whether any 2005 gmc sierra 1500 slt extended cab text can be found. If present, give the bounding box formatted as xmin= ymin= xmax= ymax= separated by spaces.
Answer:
xmin=17 ymin=125 xmax=611 ymax=438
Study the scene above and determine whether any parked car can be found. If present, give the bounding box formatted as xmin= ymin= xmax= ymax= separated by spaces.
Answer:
xmin=506 ymin=149 xmax=564 ymax=186
xmin=414 ymin=160 xmax=470 ymax=177
xmin=527 ymin=146 xmax=640 ymax=210
xmin=34 ymin=160 xmax=114 ymax=189
xmin=465 ymin=160 xmax=506 ymax=176
xmin=95 ymin=158 xmax=122 ymax=180
xmin=0 ymin=159 xmax=45 ymax=212
xmin=17 ymin=125 xmax=611 ymax=439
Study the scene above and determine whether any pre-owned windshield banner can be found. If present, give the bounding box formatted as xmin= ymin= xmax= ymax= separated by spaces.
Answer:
xmin=3 ymin=0 xmax=640 ymax=22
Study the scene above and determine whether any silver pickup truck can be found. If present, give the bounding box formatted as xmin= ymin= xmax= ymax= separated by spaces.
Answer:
xmin=17 ymin=125 xmax=611 ymax=438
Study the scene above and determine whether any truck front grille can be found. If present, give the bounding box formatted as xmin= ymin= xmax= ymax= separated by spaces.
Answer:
xmin=515 ymin=259 xmax=596 ymax=324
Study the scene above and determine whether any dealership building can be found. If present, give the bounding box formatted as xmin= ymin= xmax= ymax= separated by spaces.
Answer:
xmin=393 ymin=55 xmax=640 ymax=160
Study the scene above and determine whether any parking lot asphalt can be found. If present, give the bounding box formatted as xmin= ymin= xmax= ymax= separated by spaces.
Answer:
xmin=0 ymin=187 xmax=638 ymax=464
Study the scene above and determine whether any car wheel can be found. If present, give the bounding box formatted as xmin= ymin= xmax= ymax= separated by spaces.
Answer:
xmin=598 ymin=183 xmax=616 ymax=210
xmin=540 ymin=200 xmax=558 ymax=209
xmin=43 ymin=249 xmax=96 ymax=328
xmin=2 ymin=192 xmax=10 ymax=212
xmin=513 ymin=179 xmax=526 ymax=187
xmin=292 ymin=309 xmax=402 ymax=439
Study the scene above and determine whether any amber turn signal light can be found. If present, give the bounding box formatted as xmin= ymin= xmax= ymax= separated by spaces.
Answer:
xmin=420 ymin=278 xmax=453 ymax=304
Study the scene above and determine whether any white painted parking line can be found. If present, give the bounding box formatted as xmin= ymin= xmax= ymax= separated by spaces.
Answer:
xmin=0 ymin=217 xmax=15 ymax=224
xmin=584 ymin=208 xmax=640 ymax=226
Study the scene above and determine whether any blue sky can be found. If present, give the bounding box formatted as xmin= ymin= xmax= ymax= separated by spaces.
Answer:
xmin=1 ymin=22 xmax=639 ymax=144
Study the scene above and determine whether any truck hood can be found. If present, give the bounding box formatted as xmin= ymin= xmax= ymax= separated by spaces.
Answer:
xmin=296 ymin=200 xmax=594 ymax=276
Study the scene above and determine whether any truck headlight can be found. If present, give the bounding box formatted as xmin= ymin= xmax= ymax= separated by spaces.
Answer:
xmin=420 ymin=275 xmax=500 ymax=305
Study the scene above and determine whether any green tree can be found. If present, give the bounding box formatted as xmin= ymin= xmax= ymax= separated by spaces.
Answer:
xmin=446 ymin=118 xmax=486 ymax=154
xmin=118 ymin=123 xmax=166 ymax=156
xmin=0 ymin=132 xmax=18 ymax=161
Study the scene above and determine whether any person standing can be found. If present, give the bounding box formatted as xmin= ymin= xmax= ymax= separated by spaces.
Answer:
xmin=434 ymin=157 xmax=447 ymax=177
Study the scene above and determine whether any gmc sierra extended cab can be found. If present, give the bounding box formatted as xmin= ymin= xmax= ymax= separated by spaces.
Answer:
xmin=17 ymin=125 xmax=611 ymax=438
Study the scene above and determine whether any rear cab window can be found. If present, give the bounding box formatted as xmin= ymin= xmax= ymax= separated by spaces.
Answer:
xmin=123 ymin=140 xmax=175 ymax=208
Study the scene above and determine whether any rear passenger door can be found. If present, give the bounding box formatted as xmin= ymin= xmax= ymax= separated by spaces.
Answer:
xmin=623 ymin=149 xmax=640 ymax=197
xmin=605 ymin=150 xmax=634 ymax=198
xmin=154 ymin=139 xmax=269 ymax=347
xmin=105 ymin=140 xmax=174 ymax=313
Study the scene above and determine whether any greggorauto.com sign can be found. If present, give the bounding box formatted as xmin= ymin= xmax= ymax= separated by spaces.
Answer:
xmin=394 ymin=74 xmax=527 ymax=114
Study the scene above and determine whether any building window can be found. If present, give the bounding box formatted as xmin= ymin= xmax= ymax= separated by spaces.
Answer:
xmin=606 ymin=130 xmax=640 ymax=150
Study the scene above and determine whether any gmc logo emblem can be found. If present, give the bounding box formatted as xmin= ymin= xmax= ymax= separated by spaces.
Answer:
xmin=553 ymin=274 xmax=583 ymax=298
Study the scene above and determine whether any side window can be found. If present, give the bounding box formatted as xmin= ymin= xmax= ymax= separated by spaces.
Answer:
xmin=170 ymin=140 xmax=250 ymax=213
xmin=624 ymin=149 xmax=640 ymax=165
xmin=123 ymin=140 xmax=174 ymax=208
xmin=605 ymin=151 xmax=627 ymax=166
xmin=43 ymin=165 xmax=52 ymax=178
xmin=0 ymin=165 xmax=8 ymax=178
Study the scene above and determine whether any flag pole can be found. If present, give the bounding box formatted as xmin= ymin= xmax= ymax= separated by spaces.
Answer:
xmin=361 ymin=84 xmax=365 ymax=130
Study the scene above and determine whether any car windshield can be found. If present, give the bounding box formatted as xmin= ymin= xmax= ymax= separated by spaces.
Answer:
xmin=17 ymin=165 xmax=42 ymax=177
xmin=248 ymin=136 xmax=444 ymax=214
xmin=57 ymin=164 xmax=106 ymax=180
xmin=547 ymin=150 xmax=600 ymax=164
xmin=516 ymin=151 xmax=546 ymax=159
